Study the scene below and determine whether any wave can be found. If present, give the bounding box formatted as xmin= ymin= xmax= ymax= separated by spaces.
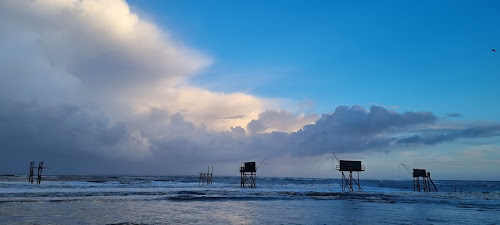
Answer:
xmin=1 ymin=176 xmax=499 ymax=212
xmin=1 ymin=188 xmax=499 ymax=212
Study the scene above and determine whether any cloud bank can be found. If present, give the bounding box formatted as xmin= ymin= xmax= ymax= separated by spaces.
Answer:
xmin=1 ymin=0 xmax=499 ymax=175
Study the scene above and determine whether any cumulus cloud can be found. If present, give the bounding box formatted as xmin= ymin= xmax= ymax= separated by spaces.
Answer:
xmin=130 ymin=86 xmax=273 ymax=131
xmin=138 ymin=105 xmax=474 ymax=164
xmin=132 ymin=105 xmax=442 ymax=161
xmin=0 ymin=0 xmax=272 ymax=173
xmin=0 ymin=0 xmax=271 ymax=130
xmin=247 ymin=110 xmax=317 ymax=134
xmin=288 ymin=105 xmax=437 ymax=155
xmin=0 ymin=0 xmax=208 ymax=88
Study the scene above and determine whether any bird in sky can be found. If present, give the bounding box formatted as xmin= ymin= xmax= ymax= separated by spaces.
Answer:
xmin=493 ymin=48 xmax=496 ymax=52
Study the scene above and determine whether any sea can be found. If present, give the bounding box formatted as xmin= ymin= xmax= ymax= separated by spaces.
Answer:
xmin=0 ymin=175 xmax=499 ymax=224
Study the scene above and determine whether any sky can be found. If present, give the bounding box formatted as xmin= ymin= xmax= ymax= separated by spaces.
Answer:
xmin=1 ymin=0 xmax=499 ymax=180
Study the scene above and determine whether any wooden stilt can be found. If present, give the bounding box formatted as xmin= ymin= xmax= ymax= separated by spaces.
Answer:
xmin=36 ymin=161 xmax=43 ymax=184
xmin=28 ymin=161 xmax=34 ymax=184
xmin=413 ymin=169 xmax=437 ymax=192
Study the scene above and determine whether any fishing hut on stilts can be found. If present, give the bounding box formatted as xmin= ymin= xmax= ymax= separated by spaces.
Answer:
xmin=413 ymin=169 xmax=438 ymax=192
xmin=240 ymin=162 xmax=256 ymax=188
xmin=336 ymin=160 xmax=364 ymax=192
xmin=199 ymin=166 xmax=213 ymax=185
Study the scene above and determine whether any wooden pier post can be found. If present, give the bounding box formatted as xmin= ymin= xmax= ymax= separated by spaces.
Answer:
xmin=28 ymin=161 xmax=34 ymax=184
xmin=36 ymin=161 xmax=43 ymax=184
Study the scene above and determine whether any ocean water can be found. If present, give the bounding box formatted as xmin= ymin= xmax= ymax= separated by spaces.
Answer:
xmin=0 ymin=175 xmax=499 ymax=224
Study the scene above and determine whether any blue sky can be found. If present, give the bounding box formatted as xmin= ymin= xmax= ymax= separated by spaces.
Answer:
xmin=130 ymin=0 xmax=500 ymax=118
xmin=1 ymin=0 xmax=499 ymax=180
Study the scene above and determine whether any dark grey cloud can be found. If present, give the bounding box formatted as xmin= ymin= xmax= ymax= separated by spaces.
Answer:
xmin=288 ymin=105 xmax=437 ymax=155
xmin=0 ymin=100 xmax=140 ymax=174
xmin=247 ymin=118 xmax=269 ymax=134
xmin=397 ymin=126 xmax=500 ymax=145
xmin=0 ymin=101 xmax=126 ymax=153
xmin=146 ymin=105 xmax=440 ymax=162
xmin=2 ymin=101 xmax=500 ymax=175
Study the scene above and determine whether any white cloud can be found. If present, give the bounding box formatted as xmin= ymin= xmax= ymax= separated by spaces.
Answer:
xmin=247 ymin=110 xmax=318 ymax=134
xmin=129 ymin=86 xmax=275 ymax=131
xmin=0 ymin=0 xmax=281 ymax=132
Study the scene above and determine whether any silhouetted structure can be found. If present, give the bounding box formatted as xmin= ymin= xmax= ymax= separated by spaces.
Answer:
xmin=199 ymin=166 xmax=213 ymax=185
xmin=413 ymin=168 xmax=438 ymax=192
xmin=37 ymin=161 xmax=44 ymax=184
xmin=336 ymin=160 xmax=364 ymax=192
xmin=240 ymin=162 xmax=256 ymax=188
xmin=28 ymin=161 xmax=35 ymax=184
xmin=29 ymin=161 xmax=45 ymax=184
